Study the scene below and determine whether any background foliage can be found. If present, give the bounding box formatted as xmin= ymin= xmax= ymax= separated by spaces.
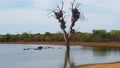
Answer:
xmin=0 ymin=30 xmax=120 ymax=42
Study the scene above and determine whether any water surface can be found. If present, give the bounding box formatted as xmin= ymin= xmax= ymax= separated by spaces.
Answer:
xmin=0 ymin=44 xmax=120 ymax=68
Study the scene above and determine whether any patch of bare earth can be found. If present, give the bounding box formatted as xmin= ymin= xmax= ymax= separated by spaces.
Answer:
xmin=76 ymin=62 xmax=120 ymax=68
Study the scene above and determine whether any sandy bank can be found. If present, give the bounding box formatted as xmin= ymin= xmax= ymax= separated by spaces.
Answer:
xmin=75 ymin=62 xmax=120 ymax=68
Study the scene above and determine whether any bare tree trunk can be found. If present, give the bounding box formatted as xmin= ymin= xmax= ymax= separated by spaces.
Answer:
xmin=63 ymin=46 xmax=70 ymax=68
xmin=63 ymin=29 xmax=71 ymax=68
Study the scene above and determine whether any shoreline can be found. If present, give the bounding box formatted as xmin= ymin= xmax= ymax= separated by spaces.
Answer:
xmin=0 ymin=42 xmax=120 ymax=47
xmin=75 ymin=61 xmax=120 ymax=68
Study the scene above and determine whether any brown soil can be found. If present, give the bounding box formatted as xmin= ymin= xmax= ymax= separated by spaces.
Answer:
xmin=76 ymin=62 xmax=120 ymax=68
xmin=0 ymin=42 xmax=120 ymax=47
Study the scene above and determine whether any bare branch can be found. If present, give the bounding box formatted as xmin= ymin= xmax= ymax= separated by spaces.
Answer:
xmin=75 ymin=3 xmax=80 ymax=8
xmin=57 ymin=4 xmax=60 ymax=10
xmin=61 ymin=2 xmax=64 ymax=10
xmin=71 ymin=0 xmax=75 ymax=9
xmin=69 ymin=0 xmax=84 ymax=36
xmin=48 ymin=15 xmax=55 ymax=18
xmin=47 ymin=10 xmax=55 ymax=15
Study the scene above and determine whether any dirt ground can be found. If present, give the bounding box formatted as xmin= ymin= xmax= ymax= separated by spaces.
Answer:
xmin=76 ymin=62 xmax=120 ymax=68
xmin=1 ymin=42 xmax=120 ymax=47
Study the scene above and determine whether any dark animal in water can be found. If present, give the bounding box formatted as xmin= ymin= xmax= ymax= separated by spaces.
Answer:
xmin=37 ymin=46 xmax=43 ymax=50
xmin=23 ymin=48 xmax=31 ymax=50
xmin=33 ymin=46 xmax=43 ymax=50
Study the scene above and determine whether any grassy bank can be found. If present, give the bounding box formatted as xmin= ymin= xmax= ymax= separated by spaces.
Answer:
xmin=0 ymin=42 xmax=120 ymax=47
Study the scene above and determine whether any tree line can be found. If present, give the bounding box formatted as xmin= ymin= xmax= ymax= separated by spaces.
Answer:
xmin=0 ymin=30 xmax=120 ymax=42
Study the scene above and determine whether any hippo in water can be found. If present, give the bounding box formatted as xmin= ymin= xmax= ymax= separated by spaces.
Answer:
xmin=37 ymin=46 xmax=43 ymax=50
xmin=34 ymin=46 xmax=43 ymax=50
xmin=23 ymin=48 xmax=31 ymax=50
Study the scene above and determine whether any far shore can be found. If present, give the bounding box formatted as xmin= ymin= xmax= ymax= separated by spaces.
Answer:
xmin=0 ymin=42 xmax=120 ymax=47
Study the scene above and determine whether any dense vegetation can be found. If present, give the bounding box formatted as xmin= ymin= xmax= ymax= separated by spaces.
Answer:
xmin=0 ymin=30 xmax=120 ymax=42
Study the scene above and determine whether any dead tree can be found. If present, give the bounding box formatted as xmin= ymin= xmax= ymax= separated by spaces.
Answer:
xmin=49 ymin=0 xmax=84 ymax=68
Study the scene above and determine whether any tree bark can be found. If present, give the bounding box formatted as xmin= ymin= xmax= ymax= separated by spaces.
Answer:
xmin=63 ymin=29 xmax=71 ymax=68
